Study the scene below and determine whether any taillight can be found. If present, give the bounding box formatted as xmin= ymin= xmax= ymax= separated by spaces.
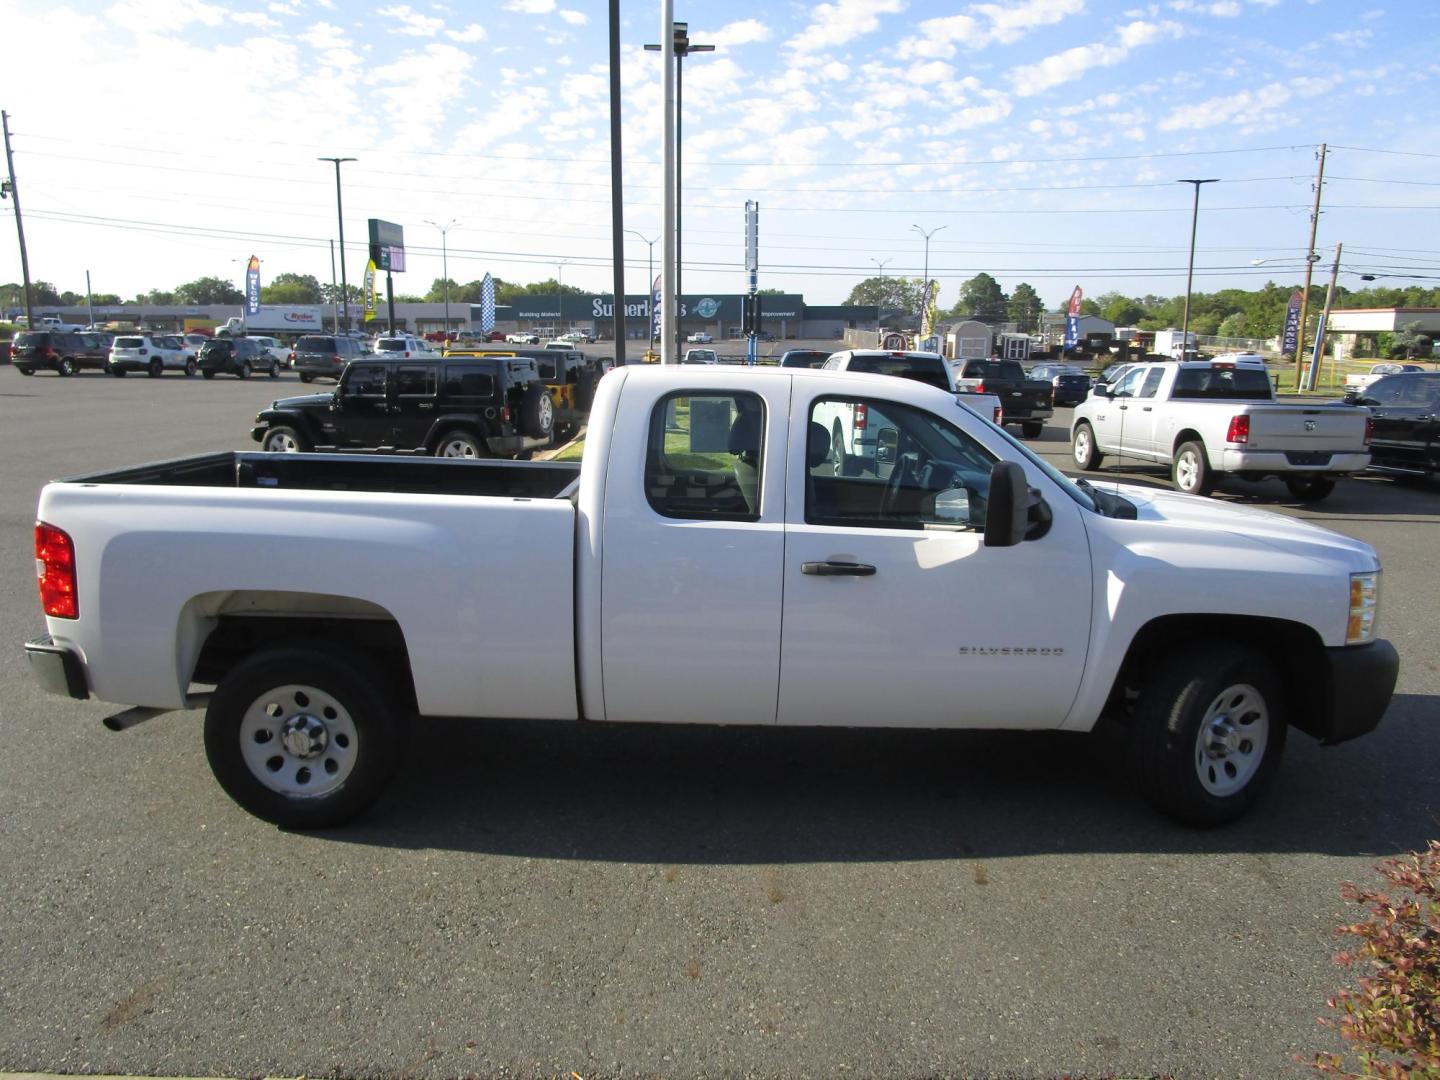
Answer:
xmin=853 ymin=403 xmax=868 ymax=431
xmin=993 ymin=406 xmax=1003 ymax=424
xmin=500 ymin=406 xmax=511 ymax=423
xmin=974 ymin=380 xmax=987 ymax=393
xmin=1364 ymin=416 xmax=1373 ymax=446
xmin=288 ymin=352 xmax=295 ymax=362
xmin=1226 ymin=415 xmax=1250 ymax=444
xmin=332 ymin=354 xmax=341 ymax=363
xmin=43 ymin=346 xmax=55 ymax=359
xmin=35 ymin=522 xmax=78 ymax=619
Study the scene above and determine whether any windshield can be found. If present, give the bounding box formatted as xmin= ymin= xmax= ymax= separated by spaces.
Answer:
xmin=849 ymin=356 xmax=950 ymax=390
xmin=376 ymin=339 xmax=408 ymax=351
xmin=979 ymin=413 xmax=1097 ymax=514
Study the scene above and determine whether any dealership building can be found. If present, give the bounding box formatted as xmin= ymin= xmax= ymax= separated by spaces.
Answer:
xmin=16 ymin=293 xmax=893 ymax=341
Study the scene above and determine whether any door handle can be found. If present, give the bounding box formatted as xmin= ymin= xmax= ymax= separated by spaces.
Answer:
xmin=802 ymin=560 xmax=876 ymax=577
xmin=1143 ymin=406 xmax=1153 ymax=412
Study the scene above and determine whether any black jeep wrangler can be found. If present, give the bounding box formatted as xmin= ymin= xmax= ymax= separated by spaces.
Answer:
xmin=251 ymin=354 xmax=554 ymax=459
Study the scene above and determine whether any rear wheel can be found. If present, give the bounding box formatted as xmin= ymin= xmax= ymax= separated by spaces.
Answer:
xmin=184 ymin=359 xmax=198 ymax=377
xmin=204 ymin=648 xmax=407 ymax=828
xmin=1131 ymin=645 xmax=1287 ymax=827
xmin=1021 ymin=420 xmax=1044 ymax=439
xmin=17 ymin=366 xmax=33 ymax=375
xmin=1073 ymin=422 xmax=1103 ymax=470
xmin=1284 ymin=475 xmax=1335 ymax=501
xmin=269 ymin=361 xmax=280 ymax=378
xmin=831 ymin=424 xmax=845 ymax=476
xmin=148 ymin=358 xmax=163 ymax=378
xmin=435 ymin=431 xmax=486 ymax=458
xmin=1172 ymin=440 xmax=1215 ymax=496
xmin=109 ymin=366 xmax=126 ymax=378
xmin=299 ymin=373 xmax=314 ymax=384
xmin=202 ymin=370 xmax=216 ymax=379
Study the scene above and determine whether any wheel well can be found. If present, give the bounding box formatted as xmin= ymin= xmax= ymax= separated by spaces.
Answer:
xmin=427 ymin=421 xmax=489 ymax=451
xmin=1172 ymin=429 xmax=1204 ymax=454
xmin=1106 ymin=614 xmax=1328 ymax=739
xmin=192 ymin=615 xmax=417 ymax=714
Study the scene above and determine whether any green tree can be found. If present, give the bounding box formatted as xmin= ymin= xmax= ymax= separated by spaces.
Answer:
xmin=953 ymin=273 xmax=1007 ymax=320
xmin=320 ymin=283 xmax=363 ymax=305
xmin=27 ymin=281 xmax=63 ymax=305
xmin=175 ymin=276 xmax=244 ymax=304
xmin=262 ymin=272 xmax=323 ymax=304
xmin=425 ymin=278 xmax=459 ymax=303
xmin=1007 ymin=282 xmax=1043 ymax=332
xmin=846 ymin=275 xmax=923 ymax=315
xmin=1217 ymin=311 xmax=1249 ymax=338
xmin=1095 ymin=291 xmax=1143 ymax=327
xmin=135 ymin=288 xmax=176 ymax=305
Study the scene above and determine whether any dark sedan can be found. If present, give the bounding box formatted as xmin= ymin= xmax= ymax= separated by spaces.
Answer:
xmin=1029 ymin=363 xmax=1093 ymax=406
xmin=1345 ymin=371 xmax=1440 ymax=478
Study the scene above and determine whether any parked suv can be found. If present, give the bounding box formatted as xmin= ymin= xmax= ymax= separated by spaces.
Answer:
xmin=199 ymin=336 xmax=278 ymax=379
xmin=251 ymin=355 xmax=555 ymax=459
xmin=371 ymin=335 xmax=437 ymax=359
xmin=11 ymin=331 xmax=109 ymax=376
xmin=108 ymin=334 xmax=196 ymax=377
xmin=292 ymin=334 xmax=366 ymax=383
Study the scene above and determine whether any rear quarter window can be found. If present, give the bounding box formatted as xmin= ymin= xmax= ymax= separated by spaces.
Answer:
xmin=297 ymin=337 xmax=336 ymax=352
xmin=442 ymin=367 xmax=496 ymax=399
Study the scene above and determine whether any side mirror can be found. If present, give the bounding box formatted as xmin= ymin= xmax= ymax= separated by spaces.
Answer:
xmin=876 ymin=427 xmax=899 ymax=464
xmin=983 ymin=461 xmax=1050 ymax=547
xmin=1092 ymin=384 xmax=1110 ymax=398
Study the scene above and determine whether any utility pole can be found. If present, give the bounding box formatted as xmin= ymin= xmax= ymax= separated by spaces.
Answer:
xmin=1305 ymin=242 xmax=1343 ymax=392
xmin=910 ymin=224 xmax=946 ymax=338
xmin=607 ymin=0 xmax=627 ymax=363
xmin=425 ymin=219 xmax=458 ymax=335
xmin=871 ymin=257 xmax=891 ymax=341
xmin=1178 ymin=178 xmax=1219 ymax=360
xmin=2 ymin=110 xmax=35 ymax=328
xmin=1293 ymin=142 xmax=1327 ymax=389
xmin=317 ymin=156 xmax=356 ymax=332
xmin=329 ymin=240 xmax=339 ymax=331
xmin=85 ymin=270 xmax=94 ymax=329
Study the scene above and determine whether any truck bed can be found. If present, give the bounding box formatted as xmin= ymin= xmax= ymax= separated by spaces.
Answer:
xmin=61 ymin=451 xmax=583 ymax=500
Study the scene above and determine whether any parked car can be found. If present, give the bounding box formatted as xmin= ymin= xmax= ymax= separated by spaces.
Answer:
xmin=1028 ymin=363 xmax=1093 ymax=407
xmin=683 ymin=349 xmax=719 ymax=364
xmin=183 ymin=332 xmax=212 ymax=353
xmin=779 ymin=349 xmax=832 ymax=369
xmin=506 ymin=331 xmax=540 ymax=345
xmin=27 ymin=366 xmax=1396 ymax=829
xmin=1343 ymin=371 xmax=1440 ymax=478
xmin=251 ymin=354 xmax=554 ymax=458
xmin=292 ymin=334 xmax=367 ymax=383
xmin=247 ymin=336 xmax=291 ymax=367
xmin=108 ymin=334 xmax=196 ymax=377
xmin=687 ymin=331 xmax=713 ymax=344
xmin=951 ymin=358 xmax=1056 ymax=438
xmin=1344 ymin=362 xmax=1425 ymax=392
xmin=198 ymin=337 xmax=278 ymax=379
xmin=371 ymin=336 xmax=438 ymax=360
xmin=11 ymin=330 xmax=109 ymax=376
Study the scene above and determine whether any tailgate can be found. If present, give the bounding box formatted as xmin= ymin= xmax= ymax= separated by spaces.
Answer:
xmin=1246 ymin=406 xmax=1368 ymax=453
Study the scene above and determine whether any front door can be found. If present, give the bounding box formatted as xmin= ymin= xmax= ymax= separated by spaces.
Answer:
xmin=1089 ymin=365 xmax=1145 ymax=455
xmin=778 ymin=390 xmax=1091 ymax=730
xmin=333 ymin=362 xmax=394 ymax=448
xmin=600 ymin=383 xmax=789 ymax=725
xmin=1362 ymin=375 xmax=1439 ymax=471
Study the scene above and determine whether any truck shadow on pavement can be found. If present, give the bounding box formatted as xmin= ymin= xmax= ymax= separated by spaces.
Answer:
xmin=332 ymin=692 xmax=1438 ymax=861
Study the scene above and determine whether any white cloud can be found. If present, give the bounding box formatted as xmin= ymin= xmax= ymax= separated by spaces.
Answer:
xmin=105 ymin=0 xmax=227 ymax=28
xmin=1330 ymin=28 xmax=1373 ymax=46
xmin=704 ymin=18 xmax=772 ymax=47
xmin=233 ymin=10 xmax=278 ymax=26
xmin=447 ymin=22 xmax=486 ymax=42
xmin=377 ymin=4 xmax=443 ymax=36
xmin=559 ymin=71 xmax=607 ymax=105
xmin=558 ymin=9 xmax=586 ymax=24
xmin=370 ymin=43 xmax=474 ymax=141
xmin=1157 ymin=81 xmax=1294 ymax=130
xmin=1014 ymin=19 xmax=1182 ymax=96
xmin=787 ymin=0 xmax=906 ymax=53
xmin=504 ymin=0 xmax=555 ymax=12
xmin=970 ymin=0 xmax=1085 ymax=44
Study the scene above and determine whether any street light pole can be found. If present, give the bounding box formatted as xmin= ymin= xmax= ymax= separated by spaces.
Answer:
xmin=1176 ymin=179 xmax=1219 ymax=359
xmin=556 ymin=260 xmax=569 ymax=338
xmin=626 ymin=230 xmax=657 ymax=346
xmin=871 ymin=257 xmax=891 ymax=338
xmin=318 ymin=156 xmax=357 ymax=332
xmin=909 ymin=224 xmax=946 ymax=338
xmin=425 ymin=219 xmax=459 ymax=336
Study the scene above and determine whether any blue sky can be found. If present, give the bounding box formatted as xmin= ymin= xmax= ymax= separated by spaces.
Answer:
xmin=1 ymin=0 xmax=1437 ymax=309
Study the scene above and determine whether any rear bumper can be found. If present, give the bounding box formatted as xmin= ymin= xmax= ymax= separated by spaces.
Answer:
xmin=1306 ymin=639 xmax=1398 ymax=745
xmin=1218 ymin=449 xmax=1371 ymax=474
xmin=25 ymin=635 xmax=90 ymax=700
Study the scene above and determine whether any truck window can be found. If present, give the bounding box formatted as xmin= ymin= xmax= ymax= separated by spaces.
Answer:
xmin=1171 ymin=368 xmax=1273 ymax=400
xmin=346 ymin=364 xmax=388 ymax=398
xmin=394 ymin=365 xmax=437 ymax=397
xmin=442 ymin=367 xmax=495 ymax=400
xmin=1110 ymin=367 xmax=1145 ymax=398
xmin=645 ymin=391 xmax=765 ymax=521
xmin=1137 ymin=368 xmax=1164 ymax=399
xmin=807 ymin=396 xmax=995 ymax=531
xmin=847 ymin=355 xmax=950 ymax=390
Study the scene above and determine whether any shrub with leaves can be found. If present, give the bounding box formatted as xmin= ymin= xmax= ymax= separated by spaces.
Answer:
xmin=1312 ymin=840 xmax=1440 ymax=1079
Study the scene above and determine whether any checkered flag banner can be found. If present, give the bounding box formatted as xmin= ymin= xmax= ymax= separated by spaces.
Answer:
xmin=480 ymin=273 xmax=496 ymax=332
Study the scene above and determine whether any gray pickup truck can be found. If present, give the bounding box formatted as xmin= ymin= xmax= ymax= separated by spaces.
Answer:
xmin=952 ymin=359 xmax=1056 ymax=438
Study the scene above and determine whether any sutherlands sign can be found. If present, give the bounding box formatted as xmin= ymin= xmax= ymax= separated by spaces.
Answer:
xmin=493 ymin=294 xmax=805 ymax=322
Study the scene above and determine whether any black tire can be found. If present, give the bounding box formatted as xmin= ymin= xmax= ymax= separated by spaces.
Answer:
xmin=184 ymin=359 xmax=198 ymax=377
xmin=299 ymin=373 xmax=314 ymax=384
xmin=269 ymin=361 xmax=280 ymax=378
xmin=262 ymin=425 xmax=310 ymax=453
xmin=1072 ymin=421 xmax=1103 ymax=471
xmin=1172 ymin=440 xmax=1215 ymax=496
xmin=58 ymin=357 xmax=76 ymax=377
xmin=1284 ymin=475 xmax=1335 ymax=501
xmin=202 ymin=370 xmax=216 ymax=379
xmin=148 ymin=358 xmax=163 ymax=378
xmin=1021 ymin=420 xmax=1044 ymax=439
xmin=1131 ymin=644 xmax=1288 ymax=827
xmin=239 ymin=361 xmax=251 ymax=379
xmin=574 ymin=368 xmax=597 ymax=411
xmin=109 ymin=367 xmax=126 ymax=378
xmin=434 ymin=430 xmax=486 ymax=458
xmin=204 ymin=647 xmax=407 ymax=828
xmin=17 ymin=365 xmax=34 ymax=375
xmin=520 ymin=381 xmax=554 ymax=439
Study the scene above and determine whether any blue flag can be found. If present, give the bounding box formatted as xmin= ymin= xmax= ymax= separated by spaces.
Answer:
xmin=245 ymin=256 xmax=261 ymax=316
xmin=1282 ymin=290 xmax=1302 ymax=355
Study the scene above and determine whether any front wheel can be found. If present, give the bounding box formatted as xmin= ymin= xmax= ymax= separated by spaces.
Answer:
xmin=239 ymin=361 xmax=251 ymax=379
xmin=1172 ymin=440 xmax=1215 ymax=496
xmin=269 ymin=361 xmax=279 ymax=378
xmin=58 ymin=357 xmax=76 ymax=377
xmin=1284 ymin=475 xmax=1335 ymax=501
xmin=204 ymin=648 xmax=407 ymax=828
xmin=1072 ymin=422 xmax=1103 ymax=471
xmin=1131 ymin=645 xmax=1287 ymax=827
xmin=262 ymin=425 xmax=310 ymax=453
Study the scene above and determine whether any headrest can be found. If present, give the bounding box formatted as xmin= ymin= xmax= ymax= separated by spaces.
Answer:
xmin=728 ymin=410 xmax=761 ymax=455
xmin=807 ymin=421 xmax=829 ymax=469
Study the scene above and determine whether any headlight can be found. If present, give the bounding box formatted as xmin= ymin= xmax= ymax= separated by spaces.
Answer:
xmin=1347 ymin=572 xmax=1379 ymax=644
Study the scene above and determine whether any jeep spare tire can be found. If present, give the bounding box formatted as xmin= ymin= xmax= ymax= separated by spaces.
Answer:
xmin=521 ymin=382 xmax=554 ymax=440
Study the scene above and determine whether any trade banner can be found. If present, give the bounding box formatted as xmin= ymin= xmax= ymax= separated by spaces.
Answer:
xmin=245 ymin=256 xmax=261 ymax=316
xmin=1282 ymin=290 xmax=1302 ymax=356
xmin=1064 ymin=284 xmax=1083 ymax=347
xmin=363 ymin=260 xmax=377 ymax=319
xmin=479 ymin=273 xmax=495 ymax=332
xmin=651 ymin=274 xmax=662 ymax=341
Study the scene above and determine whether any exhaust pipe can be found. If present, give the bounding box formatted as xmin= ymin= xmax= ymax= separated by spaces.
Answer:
xmin=102 ymin=692 xmax=213 ymax=732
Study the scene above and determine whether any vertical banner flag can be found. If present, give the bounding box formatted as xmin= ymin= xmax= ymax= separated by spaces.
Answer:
xmin=651 ymin=274 xmax=662 ymax=343
xmin=479 ymin=273 xmax=495 ymax=332
xmin=245 ymin=256 xmax=261 ymax=316
xmin=1282 ymin=289 xmax=1303 ymax=355
xmin=363 ymin=260 xmax=377 ymax=319
xmin=1064 ymin=284 xmax=1084 ymax=348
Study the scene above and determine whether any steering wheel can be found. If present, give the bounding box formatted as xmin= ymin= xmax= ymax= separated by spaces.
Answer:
xmin=880 ymin=448 xmax=924 ymax=516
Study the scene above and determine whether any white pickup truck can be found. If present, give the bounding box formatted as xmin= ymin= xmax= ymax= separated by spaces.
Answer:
xmin=1344 ymin=363 xmax=1424 ymax=392
xmin=26 ymin=367 xmax=1396 ymax=829
xmin=1070 ymin=359 xmax=1372 ymax=500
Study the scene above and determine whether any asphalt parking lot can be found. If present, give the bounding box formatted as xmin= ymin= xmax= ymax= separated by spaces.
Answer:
xmin=1 ymin=361 xmax=1436 ymax=1079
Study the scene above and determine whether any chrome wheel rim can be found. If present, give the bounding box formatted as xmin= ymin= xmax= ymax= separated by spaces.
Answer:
xmin=831 ymin=431 xmax=843 ymax=476
xmin=1074 ymin=428 xmax=1090 ymax=465
xmin=440 ymin=438 xmax=478 ymax=458
xmin=538 ymin=393 xmax=553 ymax=433
xmin=1193 ymin=682 xmax=1269 ymax=797
xmin=239 ymin=683 xmax=358 ymax=798
xmin=265 ymin=431 xmax=300 ymax=452
xmin=1176 ymin=450 xmax=1201 ymax=492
